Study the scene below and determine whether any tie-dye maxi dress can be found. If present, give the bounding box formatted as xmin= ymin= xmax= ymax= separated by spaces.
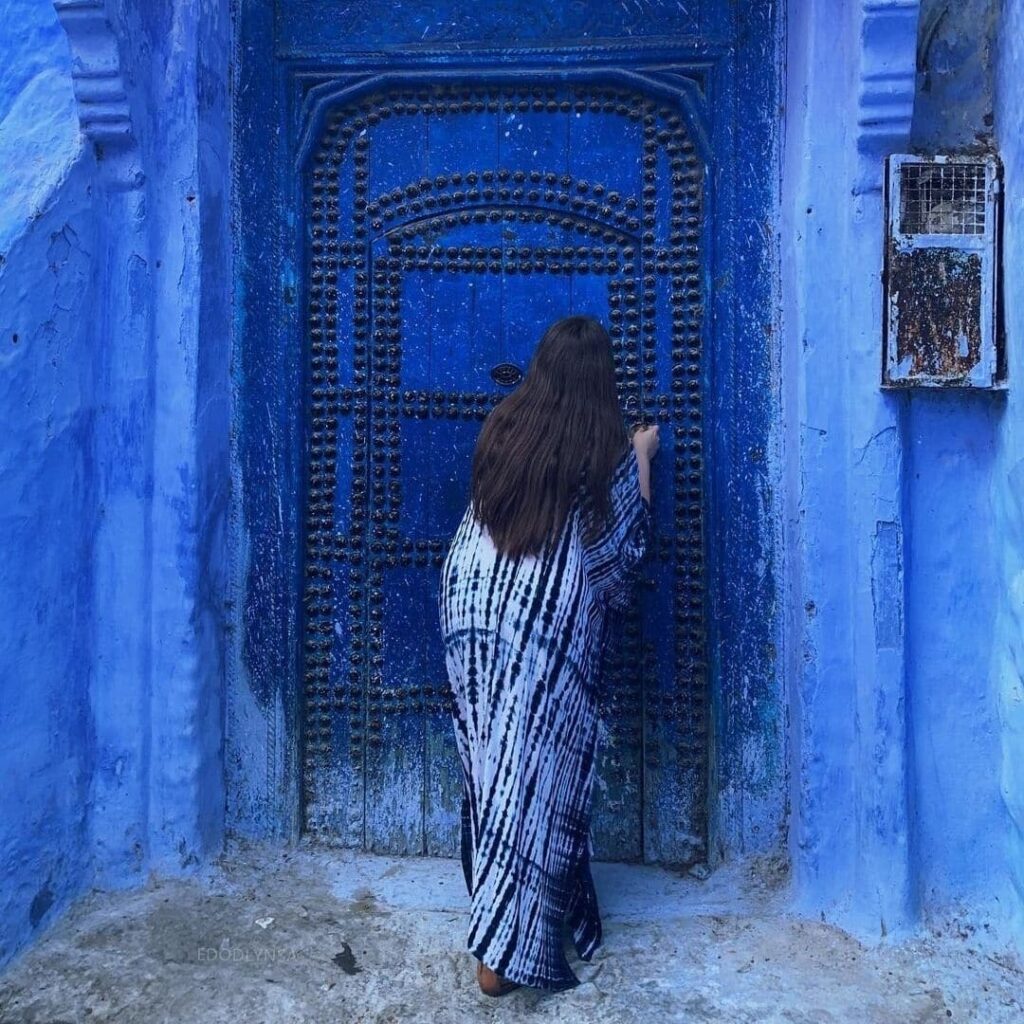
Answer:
xmin=437 ymin=444 xmax=652 ymax=990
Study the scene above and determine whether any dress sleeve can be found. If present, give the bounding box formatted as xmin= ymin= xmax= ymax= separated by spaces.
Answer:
xmin=580 ymin=445 xmax=652 ymax=611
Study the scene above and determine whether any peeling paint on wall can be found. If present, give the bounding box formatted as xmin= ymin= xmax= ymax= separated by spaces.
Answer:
xmin=871 ymin=521 xmax=903 ymax=650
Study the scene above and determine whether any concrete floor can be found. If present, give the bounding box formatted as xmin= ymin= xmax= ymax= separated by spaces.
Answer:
xmin=0 ymin=839 xmax=1021 ymax=1024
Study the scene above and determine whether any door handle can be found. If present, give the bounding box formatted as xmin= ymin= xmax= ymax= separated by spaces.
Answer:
xmin=490 ymin=362 xmax=523 ymax=387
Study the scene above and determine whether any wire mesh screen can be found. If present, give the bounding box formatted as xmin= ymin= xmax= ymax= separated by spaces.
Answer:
xmin=898 ymin=162 xmax=988 ymax=235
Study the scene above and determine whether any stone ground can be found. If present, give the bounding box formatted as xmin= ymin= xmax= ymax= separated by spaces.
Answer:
xmin=0 ymin=839 xmax=1021 ymax=1024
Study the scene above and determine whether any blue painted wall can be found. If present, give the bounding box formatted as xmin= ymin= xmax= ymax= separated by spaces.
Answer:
xmin=783 ymin=0 xmax=1023 ymax=953
xmin=912 ymin=0 xmax=997 ymax=150
xmin=903 ymin=0 xmax=1023 ymax=945
xmin=0 ymin=0 xmax=231 ymax=969
xmin=991 ymin=0 xmax=1024 ymax=948
xmin=782 ymin=0 xmax=916 ymax=941
xmin=0 ymin=0 xmax=98 ymax=966
xmin=107 ymin=0 xmax=230 ymax=877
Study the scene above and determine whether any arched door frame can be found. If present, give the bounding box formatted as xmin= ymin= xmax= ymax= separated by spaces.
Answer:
xmin=228 ymin=10 xmax=785 ymax=867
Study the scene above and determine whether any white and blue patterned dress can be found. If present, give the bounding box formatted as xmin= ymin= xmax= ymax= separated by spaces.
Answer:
xmin=438 ymin=444 xmax=652 ymax=990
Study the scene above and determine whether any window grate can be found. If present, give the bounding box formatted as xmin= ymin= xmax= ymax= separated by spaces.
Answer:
xmin=898 ymin=161 xmax=988 ymax=235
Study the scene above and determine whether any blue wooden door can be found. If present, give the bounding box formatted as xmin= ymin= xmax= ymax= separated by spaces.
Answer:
xmin=300 ymin=78 xmax=710 ymax=865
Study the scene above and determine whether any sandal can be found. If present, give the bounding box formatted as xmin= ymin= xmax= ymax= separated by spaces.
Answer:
xmin=476 ymin=959 xmax=521 ymax=996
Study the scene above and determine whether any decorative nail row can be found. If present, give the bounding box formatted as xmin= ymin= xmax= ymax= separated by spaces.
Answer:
xmin=302 ymin=82 xmax=709 ymax=789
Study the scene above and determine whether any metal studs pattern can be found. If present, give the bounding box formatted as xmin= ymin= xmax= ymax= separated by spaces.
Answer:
xmin=301 ymin=82 xmax=708 ymax=854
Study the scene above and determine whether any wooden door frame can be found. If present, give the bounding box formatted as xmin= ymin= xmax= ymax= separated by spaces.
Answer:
xmin=227 ymin=4 xmax=785 ymax=866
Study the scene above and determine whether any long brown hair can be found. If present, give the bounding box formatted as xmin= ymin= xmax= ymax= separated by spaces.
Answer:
xmin=470 ymin=315 xmax=628 ymax=558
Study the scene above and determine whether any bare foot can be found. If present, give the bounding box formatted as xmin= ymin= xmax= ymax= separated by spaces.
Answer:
xmin=476 ymin=959 xmax=520 ymax=996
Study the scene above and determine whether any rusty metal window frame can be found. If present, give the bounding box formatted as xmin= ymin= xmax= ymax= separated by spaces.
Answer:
xmin=882 ymin=153 xmax=1004 ymax=389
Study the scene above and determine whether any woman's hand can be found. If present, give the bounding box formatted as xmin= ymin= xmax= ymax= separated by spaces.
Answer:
xmin=630 ymin=423 xmax=660 ymax=461
xmin=629 ymin=423 xmax=658 ymax=503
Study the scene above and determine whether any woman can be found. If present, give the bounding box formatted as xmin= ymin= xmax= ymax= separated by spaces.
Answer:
xmin=437 ymin=314 xmax=660 ymax=996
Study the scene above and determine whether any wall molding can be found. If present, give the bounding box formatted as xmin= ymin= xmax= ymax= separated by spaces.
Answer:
xmin=856 ymin=0 xmax=921 ymax=189
xmin=53 ymin=0 xmax=140 ymax=186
